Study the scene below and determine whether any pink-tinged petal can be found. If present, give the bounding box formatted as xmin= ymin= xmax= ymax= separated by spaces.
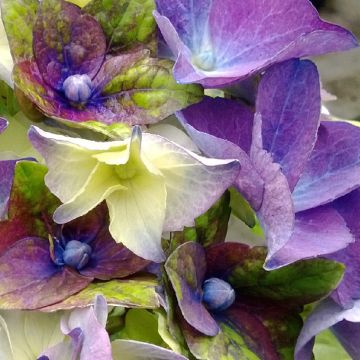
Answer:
xmin=265 ymin=205 xmax=354 ymax=270
xmin=177 ymin=99 xmax=264 ymax=210
xmin=327 ymin=189 xmax=360 ymax=308
xmin=250 ymin=114 xmax=294 ymax=262
xmin=295 ymin=299 xmax=360 ymax=360
xmin=0 ymin=238 xmax=91 ymax=309
xmin=257 ymin=59 xmax=321 ymax=191
xmin=0 ymin=118 xmax=8 ymax=133
xmin=33 ymin=0 xmax=106 ymax=90
xmin=155 ymin=0 xmax=358 ymax=86
xmin=61 ymin=296 xmax=112 ymax=360
xmin=165 ymin=242 xmax=220 ymax=336
xmin=293 ymin=121 xmax=360 ymax=212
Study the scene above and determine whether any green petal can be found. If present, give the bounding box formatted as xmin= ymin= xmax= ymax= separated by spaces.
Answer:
xmin=102 ymin=56 xmax=203 ymax=123
xmin=41 ymin=276 xmax=160 ymax=311
xmin=84 ymin=0 xmax=156 ymax=51
xmin=0 ymin=0 xmax=38 ymax=62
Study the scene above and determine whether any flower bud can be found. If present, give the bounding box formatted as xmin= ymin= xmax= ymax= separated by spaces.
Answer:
xmin=63 ymin=74 xmax=92 ymax=103
xmin=63 ymin=240 xmax=92 ymax=270
xmin=202 ymin=277 xmax=235 ymax=312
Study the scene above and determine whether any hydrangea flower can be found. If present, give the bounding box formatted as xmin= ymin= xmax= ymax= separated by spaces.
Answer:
xmin=29 ymin=125 xmax=240 ymax=262
xmin=178 ymin=59 xmax=358 ymax=268
xmin=0 ymin=194 xmax=149 ymax=309
xmin=164 ymin=241 xmax=343 ymax=359
xmin=1 ymin=0 xmax=203 ymax=125
xmin=154 ymin=0 xmax=358 ymax=87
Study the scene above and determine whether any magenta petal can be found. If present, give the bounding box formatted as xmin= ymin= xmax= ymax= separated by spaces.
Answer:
xmin=165 ymin=242 xmax=219 ymax=336
xmin=327 ymin=189 xmax=360 ymax=307
xmin=0 ymin=238 xmax=91 ymax=309
xmin=33 ymin=0 xmax=106 ymax=90
xmin=155 ymin=0 xmax=358 ymax=86
xmin=257 ymin=59 xmax=321 ymax=191
xmin=293 ymin=121 xmax=360 ymax=212
xmin=265 ymin=205 xmax=354 ymax=270
xmin=177 ymin=98 xmax=264 ymax=209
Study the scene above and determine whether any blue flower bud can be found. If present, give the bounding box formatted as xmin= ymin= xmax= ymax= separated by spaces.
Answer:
xmin=202 ymin=277 xmax=235 ymax=312
xmin=63 ymin=74 xmax=92 ymax=103
xmin=63 ymin=240 xmax=92 ymax=270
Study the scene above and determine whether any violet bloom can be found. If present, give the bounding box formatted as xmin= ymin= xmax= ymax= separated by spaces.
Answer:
xmin=0 ymin=204 xmax=149 ymax=310
xmin=2 ymin=0 xmax=202 ymax=125
xmin=165 ymin=241 xmax=343 ymax=359
xmin=178 ymin=59 xmax=359 ymax=269
xmin=154 ymin=0 xmax=358 ymax=87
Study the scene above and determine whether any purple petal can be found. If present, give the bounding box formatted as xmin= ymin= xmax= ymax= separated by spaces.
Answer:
xmin=155 ymin=0 xmax=358 ymax=86
xmin=177 ymin=99 xmax=264 ymax=210
xmin=265 ymin=204 xmax=354 ymax=270
xmin=0 ymin=238 xmax=91 ymax=309
xmin=332 ymin=321 xmax=360 ymax=359
xmin=257 ymin=59 xmax=321 ymax=191
xmin=250 ymin=114 xmax=294 ymax=261
xmin=0 ymin=160 xmax=18 ymax=221
xmin=165 ymin=242 xmax=219 ymax=336
xmin=327 ymin=189 xmax=360 ymax=307
xmin=80 ymin=226 xmax=150 ymax=280
xmin=33 ymin=0 xmax=106 ymax=90
xmin=295 ymin=299 xmax=360 ymax=360
xmin=0 ymin=118 xmax=8 ymax=133
xmin=293 ymin=121 xmax=360 ymax=212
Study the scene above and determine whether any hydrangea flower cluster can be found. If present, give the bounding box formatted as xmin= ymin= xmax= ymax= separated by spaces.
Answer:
xmin=0 ymin=0 xmax=359 ymax=359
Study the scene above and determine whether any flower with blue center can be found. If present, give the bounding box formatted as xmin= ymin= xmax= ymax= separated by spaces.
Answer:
xmin=164 ymin=241 xmax=344 ymax=359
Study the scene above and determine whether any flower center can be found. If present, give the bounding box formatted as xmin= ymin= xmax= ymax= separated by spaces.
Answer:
xmin=193 ymin=50 xmax=216 ymax=71
xmin=62 ymin=74 xmax=93 ymax=104
xmin=62 ymin=240 xmax=92 ymax=270
xmin=202 ymin=277 xmax=235 ymax=312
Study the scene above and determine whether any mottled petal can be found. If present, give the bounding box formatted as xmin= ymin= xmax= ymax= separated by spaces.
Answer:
xmin=143 ymin=132 xmax=241 ymax=231
xmin=0 ymin=238 xmax=91 ymax=309
xmin=257 ymin=59 xmax=320 ymax=190
xmin=0 ymin=160 xmax=18 ymax=220
xmin=155 ymin=0 xmax=358 ymax=86
xmin=295 ymin=299 xmax=360 ymax=360
xmin=33 ymin=0 xmax=106 ymax=90
xmin=265 ymin=205 xmax=354 ymax=270
xmin=112 ymin=340 xmax=189 ymax=360
xmin=293 ymin=121 xmax=360 ymax=212
xmin=250 ymin=114 xmax=294 ymax=261
xmin=165 ymin=242 xmax=219 ymax=336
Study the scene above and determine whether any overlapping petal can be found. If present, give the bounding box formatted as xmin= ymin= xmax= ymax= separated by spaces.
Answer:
xmin=154 ymin=0 xmax=358 ymax=86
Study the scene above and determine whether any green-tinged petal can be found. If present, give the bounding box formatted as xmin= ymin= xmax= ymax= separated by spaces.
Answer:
xmin=113 ymin=309 xmax=164 ymax=346
xmin=0 ymin=81 xmax=18 ymax=116
xmin=0 ymin=310 xmax=64 ymax=360
xmin=53 ymin=163 xmax=125 ymax=224
xmin=0 ymin=14 xmax=13 ymax=87
xmin=229 ymin=187 xmax=256 ymax=228
xmin=41 ymin=276 xmax=160 ymax=311
xmin=181 ymin=319 xmax=261 ymax=360
xmin=68 ymin=0 xmax=90 ymax=7
xmin=107 ymin=171 xmax=167 ymax=262
xmin=102 ymin=57 xmax=203 ymax=123
xmin=0 ymin=315 xmax=12 ymax=360
xmin=313 ymin=329 xmax=351 ymax=360
xmin=84 ymin=0 xmax=156 ymax=50
xmin=0 ymin=0 xmax=38 ymax=62
xmin=112 ymin=340 xmax=189 ymax=360
xmin=171 ymin=191 xmax=231 ymax=250
xmin=142 ymin=133 xmax=240 ymax=232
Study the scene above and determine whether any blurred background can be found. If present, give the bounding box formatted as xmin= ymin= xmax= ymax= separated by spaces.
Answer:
xmin=311 ymin=0 xmax=360 ymax=120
